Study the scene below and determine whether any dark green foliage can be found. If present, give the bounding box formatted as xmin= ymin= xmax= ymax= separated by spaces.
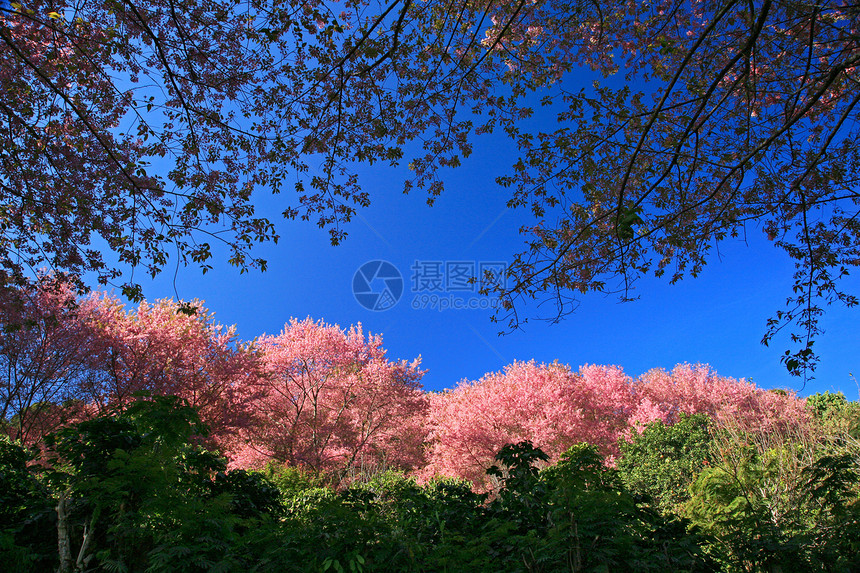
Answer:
xmin=0 ymin=436 xmax=54 ymax=570
xmin=5 ymin=396 xmax=859 ymax=572
xmin=0 ymin=436 xmax=43 ymax=530
xmin=807 ymin=391 xmax=851 ymax=419
xmin=488 ymin=440 xmax=550 ymax=486
xmin=806 ymin=391 xmax=860 ymax=437
xmin=486 ymin=440 xmax=551 ymax=538
xmin=35 ymin=396 xmax=281 ymax=572
xmin=685 ymin=435 xmax=860 ymax=572
xmin=618 ymin=413 xmax=713 ymax=513
xmin=478 ymin=442 xmax=714 ymax=572
xmin=211 ymin=469 xmax=282 ymax=520
xmin=246 ymin=470 xmax=491 ymax=572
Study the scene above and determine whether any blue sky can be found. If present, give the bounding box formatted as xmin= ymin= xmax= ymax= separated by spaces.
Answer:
xmin=9 ymin=0 xmax=850 ymax=399
xmin=2 ymin=1 xmax=856 ymax=410
xmin=127 ymin=127 xmax=860 ymax=400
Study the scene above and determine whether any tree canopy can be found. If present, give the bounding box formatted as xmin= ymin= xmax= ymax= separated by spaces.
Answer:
xmin=2 ymin=0 xmax=858 ymax=373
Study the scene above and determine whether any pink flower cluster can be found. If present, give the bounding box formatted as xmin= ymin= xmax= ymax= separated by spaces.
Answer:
xmin=1 ymin=283 xmax=806 ymax=490
xmin=424 ymin=361 xmax=806 ymax=489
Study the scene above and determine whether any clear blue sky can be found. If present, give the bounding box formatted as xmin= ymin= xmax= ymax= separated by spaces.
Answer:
xmin=125 ymin=127 xmax=860 ymax=400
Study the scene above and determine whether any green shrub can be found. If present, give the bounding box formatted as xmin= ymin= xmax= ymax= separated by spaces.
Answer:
xmin=618 ymin=413 xmax=713 ymax=513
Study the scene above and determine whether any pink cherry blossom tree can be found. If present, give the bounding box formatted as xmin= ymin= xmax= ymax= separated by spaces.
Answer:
xmin=233 ymin=318 xmax=427 ymax=480
xmin=0 ymin=277 xmax=105 ymax=443
xmin=630 ymin=363 xmax=808 ymax=432
xmin=424 ymin=360 xmax=807 ymax=489
xmin=424 ymin=361 xmax=636 ymax=489
xmin=81 ymin=295 xmax=261 ymax=445
xmin=3 ymin=0 xmax=857 ymax=375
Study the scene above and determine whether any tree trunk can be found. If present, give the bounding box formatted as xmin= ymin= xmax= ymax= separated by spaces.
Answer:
xmin=75 ymin=515 xmax=96 ymax=572
xmin=57 ymin=491 xmax=73 ymax=573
